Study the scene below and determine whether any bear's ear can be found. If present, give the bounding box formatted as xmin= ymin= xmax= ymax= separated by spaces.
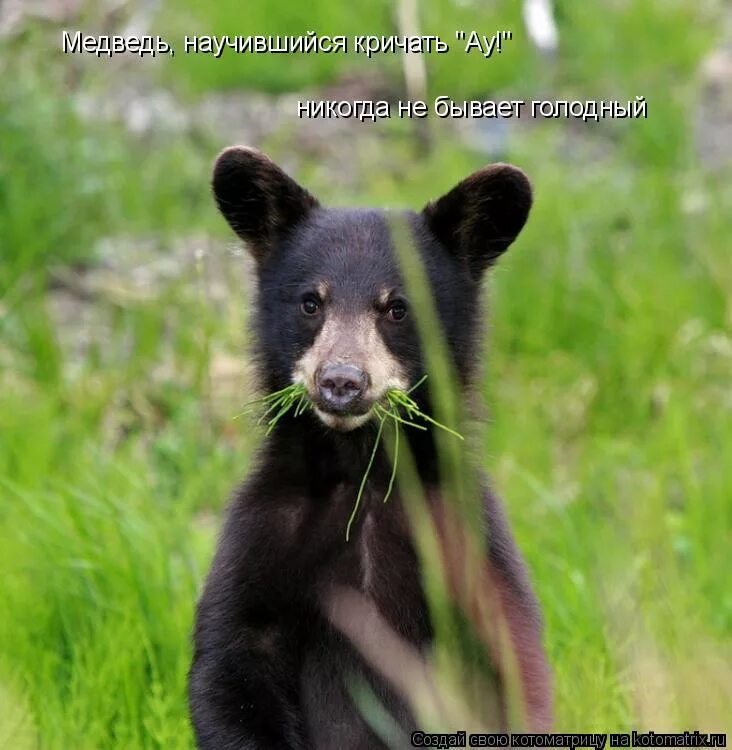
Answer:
xmin=422 ymin=164 xmax=532 ymax=278
xmin=212 ymin=146 xmax=319 ymax=261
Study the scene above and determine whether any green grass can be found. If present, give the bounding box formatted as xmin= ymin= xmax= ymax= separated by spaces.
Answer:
xmin=244 ymin=382 xmax=313 ymax=434
xmin=1 ymin=0 xmax=731 ymax=745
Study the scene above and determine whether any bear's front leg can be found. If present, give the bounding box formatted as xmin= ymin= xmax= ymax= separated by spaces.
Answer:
xmin=189 ymin=620 xmax=306 ymax=750
xmin=430 ymin=490 xmax=553 ymax=731
xmin=189 ymin=486 xmax=312 ymax=750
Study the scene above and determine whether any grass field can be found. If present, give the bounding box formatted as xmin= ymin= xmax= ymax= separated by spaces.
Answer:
xmin=1 ymin=0 xmax=730 ymax=746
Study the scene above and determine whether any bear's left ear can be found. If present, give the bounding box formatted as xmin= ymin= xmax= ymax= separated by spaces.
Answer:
xmin=212 ymin=146 xmax=319 ymax=262
xmin=422 ymin=164 xmax=532 ymax=278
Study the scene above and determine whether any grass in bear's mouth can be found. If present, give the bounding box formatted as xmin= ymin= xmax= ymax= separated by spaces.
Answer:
xmin=242 ymin=376 xmax=463 ymax=540
xmin=245 ymin=382 xmax=312 ymax=435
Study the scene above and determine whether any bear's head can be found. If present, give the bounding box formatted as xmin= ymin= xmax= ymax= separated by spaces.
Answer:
xmin=213 ymin=147 xmax=532 ymax=432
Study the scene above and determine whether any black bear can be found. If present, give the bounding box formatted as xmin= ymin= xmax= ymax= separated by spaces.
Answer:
xmin=189 ymin=147 xmax=552 ymax=749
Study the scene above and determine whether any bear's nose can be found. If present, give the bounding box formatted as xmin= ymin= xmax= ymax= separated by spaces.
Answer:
xmin=317 ymin=364 xmax=368 ymax=411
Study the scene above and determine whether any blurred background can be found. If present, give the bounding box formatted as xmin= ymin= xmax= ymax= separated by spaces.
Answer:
xmin=1 ymin=0 xmax=730 ymax=747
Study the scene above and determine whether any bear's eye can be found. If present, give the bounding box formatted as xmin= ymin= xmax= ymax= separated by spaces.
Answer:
xmin=301 ymin=294 xmax=321 ymax=316
xmin=386 ymin=300 xmax=408 ymax=322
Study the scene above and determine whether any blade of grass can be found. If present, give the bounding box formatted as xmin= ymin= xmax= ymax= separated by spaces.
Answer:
xmin=383 ymin=410 xmax=399 ymax=505
xmin=346 ymin=417 xmax=385 ymax=542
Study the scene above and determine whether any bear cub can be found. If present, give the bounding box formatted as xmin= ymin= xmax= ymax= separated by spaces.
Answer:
xmin=189 ymin=147 xmax=552 ymax=749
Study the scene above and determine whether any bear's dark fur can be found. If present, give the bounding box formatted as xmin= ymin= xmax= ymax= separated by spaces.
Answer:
xmin=189 ymin=147 xmax=552 ymax=749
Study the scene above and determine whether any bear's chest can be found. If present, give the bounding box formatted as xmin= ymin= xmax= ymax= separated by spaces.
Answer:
xmin=296 ymin=495 xmax=432 ymax=748
xmin=307 ymin=486 xmax=430 ymax=637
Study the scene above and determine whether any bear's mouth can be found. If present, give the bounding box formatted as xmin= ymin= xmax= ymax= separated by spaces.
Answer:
xmin=312 ymin=406 xmax=374 ymax=432
xmin=310 ymin=396 xmax=377 ymax=432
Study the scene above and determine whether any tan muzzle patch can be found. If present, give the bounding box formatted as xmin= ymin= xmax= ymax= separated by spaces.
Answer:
xmin=292 ymin=310 xmax=408 ymax=430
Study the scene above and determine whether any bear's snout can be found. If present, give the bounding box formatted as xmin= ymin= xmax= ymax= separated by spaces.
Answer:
xmin=316 ymin=364 xmax=369 ymax=412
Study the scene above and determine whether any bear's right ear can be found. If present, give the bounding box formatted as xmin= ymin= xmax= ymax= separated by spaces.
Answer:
xmin=212 ymin=146 xmax=319 ymax=261
xmin=422 ymin=163 xmax=532 ymax=279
